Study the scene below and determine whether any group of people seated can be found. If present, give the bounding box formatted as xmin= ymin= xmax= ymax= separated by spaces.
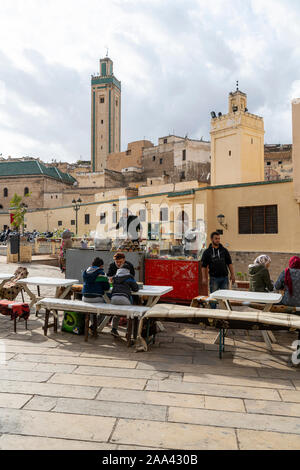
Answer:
xmin=248 ymin=254 xmax=300 ymax=307
xmin=82 ymin=252 xmax=139 ymax=337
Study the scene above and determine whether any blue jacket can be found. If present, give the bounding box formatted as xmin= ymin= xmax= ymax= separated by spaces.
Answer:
xmin=82 ymin=267 xmax=110 ymax=298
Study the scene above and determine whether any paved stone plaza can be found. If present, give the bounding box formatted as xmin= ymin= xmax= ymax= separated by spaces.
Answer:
xmin=0 ymin=262 xmax=299 ymax=450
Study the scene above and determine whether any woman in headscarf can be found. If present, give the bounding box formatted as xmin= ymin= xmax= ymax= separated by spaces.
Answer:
xmin=248 ymin=254 xmax=273 ymax=292
xmin=275 ymin=256 xmax=300 ymax=306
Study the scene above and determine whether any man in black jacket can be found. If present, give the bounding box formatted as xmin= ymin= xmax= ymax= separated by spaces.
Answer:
xmin=201 ymin=232 xmax=235 ymax=293
xmin=107 ymin=252 xmax=135 ymax=281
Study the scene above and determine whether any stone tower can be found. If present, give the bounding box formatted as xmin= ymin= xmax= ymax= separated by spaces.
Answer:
xmin=210 ymin=87 xmax=265 ymax=186
xmin=91 ymin=57 xmax=121 ymax=172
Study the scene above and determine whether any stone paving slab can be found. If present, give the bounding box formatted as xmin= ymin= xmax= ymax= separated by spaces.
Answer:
xmin=0 ymin=370 xmax=53 ymax=383
xmin=0 ymin=392 xmax=32 ymax=409
xmin=0 ymin=408 xmax=115 ymax=442
xmin=168 ymin=407 xmax=300 ymax=435
xmin=110 ymin=418 xmax=238 ymax=449
xmin=0 ymin=434 xmax=117 ymax=450
xmin=237 ymin=429 xmax=300 ymax=450
xmin=183 ymin=373 xmax=294 ymax=390
xmin=0 ymin=379 xmax=99 ymax=399
xmin=136 ymin=360 xmax=260 ymax=377
xmin=14 ymin=353 xmax=138 ymax=369
xmin=74 ymin=365 xmax=182 ymax=381
xmin=97 ymin=388 xmax=206 ymax=409
xmin=245 ymin=399 xmax=300 ymax=418
xmin=279 ymin=390 xmax=300 ymax=403
xmin=146 ymin=379 xmax=281 ymax=401
xmin=29 ymin=396 xmax=168 ymax=421
xmin=49 ymin=373 xmax=147 ymax=390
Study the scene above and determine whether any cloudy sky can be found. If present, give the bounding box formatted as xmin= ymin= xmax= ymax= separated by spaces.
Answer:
xmin=0 ymin=0 xmax=299 ymax=163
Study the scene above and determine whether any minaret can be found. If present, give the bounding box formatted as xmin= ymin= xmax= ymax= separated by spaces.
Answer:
xmin=91 ymin=57 xmax=121 ymax=172
xmin=210 ymin=85 xmax=265 ymax=186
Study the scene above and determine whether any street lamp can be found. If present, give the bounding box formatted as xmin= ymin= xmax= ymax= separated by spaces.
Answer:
xmin=72 ymin=198 xmax=82 ymax=236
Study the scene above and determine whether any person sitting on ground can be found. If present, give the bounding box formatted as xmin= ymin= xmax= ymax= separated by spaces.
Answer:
xmin=248 ymin=254 xmax=273 ymax=293
xmin=274 ymin=256 xmax=300 ymax=307
xmin=110 ymin=266 xmax=139 ymax=337
xmin=82 ymin=257 xmax=110 ymax=332
xmin=107 ymin=252 xmax=135 ymax=282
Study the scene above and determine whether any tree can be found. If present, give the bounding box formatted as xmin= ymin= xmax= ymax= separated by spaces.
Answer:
xmin=9 ymin=193 xmax=30 ymax=232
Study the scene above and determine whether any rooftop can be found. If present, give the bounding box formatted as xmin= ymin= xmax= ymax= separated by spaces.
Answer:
xmin=0 ymin=159 xmax=76 ymax=185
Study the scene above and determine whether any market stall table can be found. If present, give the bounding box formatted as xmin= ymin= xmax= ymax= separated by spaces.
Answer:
xmin=16 ymin=277 xmax=79 ymax=311
xmin=209 ymin=289 xmax=283 ymax=350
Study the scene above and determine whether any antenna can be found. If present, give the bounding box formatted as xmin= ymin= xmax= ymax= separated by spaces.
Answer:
xmin=105 ymin=45 xmax=109 ymax=57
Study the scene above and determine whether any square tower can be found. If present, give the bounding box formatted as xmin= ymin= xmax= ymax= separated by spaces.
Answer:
xmin=210 ymin=89 xmax=265 ymax=186
xmin=91 ymin=57 xmax=121 ymax=172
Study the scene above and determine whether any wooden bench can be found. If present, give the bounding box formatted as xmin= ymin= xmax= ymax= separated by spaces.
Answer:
xmin=136 ymin=303 xmax=300 ymax=358
xmin=36 ymin=298 xmax=149 ymax=345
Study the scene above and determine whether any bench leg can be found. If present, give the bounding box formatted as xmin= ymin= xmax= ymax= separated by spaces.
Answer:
xmin=219 ymin=328 xmax=225 ymax=359
xmin=14 ymin=317 xmax=17 ymax=333
xmin=44 ymin=309 xmax=50 ymax=336
xmin=54 ymin=310 xmax=58 ymax=333
xmin=133 ymin=318 xmax=139 ymax=341
xmin=84 ymin=313 xmax=90 ymax=342
xmin=262 ymin=331 xmax=273 ymax=350
xmin=126 ymin=319 xmax=133 ymax=347
xmin=92 ymin=314 xmax=98 ymax=339
xmin=98 ymin=315 xmax=111 ymax=333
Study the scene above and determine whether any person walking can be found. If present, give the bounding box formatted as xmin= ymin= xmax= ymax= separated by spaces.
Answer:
xmin=201 ymin=232 xmax=235 ymax=293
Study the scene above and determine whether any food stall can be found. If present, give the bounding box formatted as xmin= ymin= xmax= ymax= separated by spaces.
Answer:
xmin=145 ymin=237 xmax=208 ymax=304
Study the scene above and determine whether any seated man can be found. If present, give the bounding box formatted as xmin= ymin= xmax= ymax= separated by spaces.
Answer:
xmin=82 ymin=257 xmax=110 ymax=332
xmin=107 ymin=252 xmax=135 ymax=281
xmin=110 ymin=267 xmax=139 ymax=337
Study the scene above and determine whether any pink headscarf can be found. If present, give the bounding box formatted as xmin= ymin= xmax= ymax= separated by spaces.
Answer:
xmin=284 ymin=256 xmax=300 ymax=296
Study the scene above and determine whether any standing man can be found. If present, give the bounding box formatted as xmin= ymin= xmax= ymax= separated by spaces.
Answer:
xmin=201 ymin=232 xmax=235 ymax=293
xmin=115 ymin=208 xmax=143 ymax=242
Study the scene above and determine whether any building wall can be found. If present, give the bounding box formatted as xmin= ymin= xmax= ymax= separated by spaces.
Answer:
xmin=292 ymin=99 xmax=300 ymax=201
xmin=107 ymin=140 xmax=153 ymax=172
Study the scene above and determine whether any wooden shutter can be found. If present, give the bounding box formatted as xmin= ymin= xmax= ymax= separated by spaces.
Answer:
xmin=265 ymin=205 xmax=278 ymax=233
xmin=238 ymin=207 xmax=251 ymax=234
xmin=252 ymin=206 xmax=265 ymax=233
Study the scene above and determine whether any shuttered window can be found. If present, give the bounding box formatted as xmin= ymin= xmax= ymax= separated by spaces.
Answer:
xmin=238 ymin=205 xmax=278 ymax=234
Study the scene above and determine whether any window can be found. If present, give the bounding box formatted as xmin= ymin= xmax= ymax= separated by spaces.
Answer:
xmin=71 ymin=220 xmax=75 ymax=226
xmin=0 ymin=205 xmax=3 ymax=209
xmin=24 ymin=187 xmax=29 ymax=196
xmin=4 ymin=188 xmax=8 ymax=197
xmin=238 ymin=205 xmax=278 ymax=234
xmin=100 ymin=213 xmax=106 ymax=224
xmin=160 ymin=208 xmax=168 ymax=222
xmin=182 ymin=149 xmax=186 ymax=161
xmin=163 ymin=138 xmax=167 ymax=144
xmin=279 ymin=161 xmax=282 ymax=165
xmin=180 ymin=171 xmax=185 ymax=181
xmin=100 ymin=96 xmax=105 ymax=103
xmin=58 ymin=221 xmax=62 ymax=226
xmin=267 ymin=162 xmax=271 ymax=166
xmin=101 ymin=120 xmax=104 ymax=124
xmin=85 ymin=214 xmax=90 ymax=225
xmin=229 ymin=150 xmax=232 ymax=156
xmin=160 ymin=158 xmax=163 ymax=164
xmin=152 ymin=156 xmax=156 ymax=162
xmin=251 ymin=138 xmax=254 ymax=144
xmin=139 ymin=209 xmax=146 ymax=222
xmin=113 ymin=211 xmax=118 ymax=224
xmin=116 ymin=99 xmax=118 ymax=107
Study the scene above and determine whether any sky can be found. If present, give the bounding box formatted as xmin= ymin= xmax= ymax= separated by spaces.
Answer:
xmin=0 ymin=0 xmax=299 ymax=163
